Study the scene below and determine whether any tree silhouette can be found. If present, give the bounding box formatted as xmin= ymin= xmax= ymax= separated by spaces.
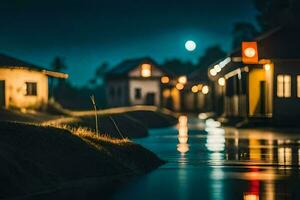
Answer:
xmin=254 ymin=0 xmax=300 ymax=31
xmin=50 ymin=57 xmax=68 ymax=98
xmin=197 ymin=45 xmax=226 ymax=69
xmin=89 ymin=62 xmax=109 ymax=87
xmin=231 ymin=22 xmax=258 ymax=50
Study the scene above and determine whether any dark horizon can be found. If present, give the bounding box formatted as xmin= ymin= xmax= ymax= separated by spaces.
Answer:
xmin=0 ymin=0 xmax=256 ymax=86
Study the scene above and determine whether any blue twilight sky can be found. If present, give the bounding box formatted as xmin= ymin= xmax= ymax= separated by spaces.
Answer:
xmin=0 ymin=0 xmax=257 ymax=86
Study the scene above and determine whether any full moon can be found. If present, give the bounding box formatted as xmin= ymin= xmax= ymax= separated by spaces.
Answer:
xmin=185 ymin=40 xmax=196 ymax=51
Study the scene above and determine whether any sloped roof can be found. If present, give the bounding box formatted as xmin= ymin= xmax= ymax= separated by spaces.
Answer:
xmin=0 ymin=53 xmax=68 ymax=78
xmin=106 ymin=57 xmax=172 ymax=78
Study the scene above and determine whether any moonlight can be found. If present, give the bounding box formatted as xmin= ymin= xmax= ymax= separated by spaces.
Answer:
xmin=185 ymin=40 xmax=196 ymax=51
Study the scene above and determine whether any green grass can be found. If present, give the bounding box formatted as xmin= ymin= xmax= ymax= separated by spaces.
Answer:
xmin=0 ymin=121 xmax=164 ymax=199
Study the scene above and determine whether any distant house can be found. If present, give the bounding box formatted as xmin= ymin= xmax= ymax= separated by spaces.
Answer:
xmin=105 ymin=57 xmax=172 ymax=108
xmin=0 ymin=54 xmax=68 ymax=110
xmin=207 ymin=26 xmax=300 ymax=125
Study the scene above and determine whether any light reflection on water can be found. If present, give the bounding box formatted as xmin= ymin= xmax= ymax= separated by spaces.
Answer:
xmin=113 ymin=116 xmax=300 ymax=200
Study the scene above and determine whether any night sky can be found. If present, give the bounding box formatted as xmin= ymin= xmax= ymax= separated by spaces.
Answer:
xmin=0 ymin=0 xmax=256 ymax=85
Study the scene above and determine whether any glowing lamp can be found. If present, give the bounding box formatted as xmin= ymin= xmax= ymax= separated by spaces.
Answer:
xmin=264 ymin=63 xmax=271 ymax=71
xmin=218 ymin=77 xmax=225 ymax=86
xmin=202 ymin=85 xmax=209 ymax=94
xmin=242 ymin=42 xmax=258 ymax=64
xmin=176 ymin=83 xmax=184 ymax=90
xmin=209 ymin=68 xmax=217 ymax=76
xmin=214 ymin=64 xmax=221 ymax=73
xmin=161 ymin=76 xmax=170 ymax=84
xmin=191 ymin=85 xmax=199 ymax=93
xmin=141 ymin=63 xmax=151 ymax=77
xmin=178 ymin=76 xmax=187 ymax=84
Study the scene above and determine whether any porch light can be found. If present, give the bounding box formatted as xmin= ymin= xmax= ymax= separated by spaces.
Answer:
xmin=191 ymin=85 xmax=199 ymax=93
xmin=176 ymin=83 xmax=184 ymax=90
xmin=178 ymin=76 xmax=187 ymax=84
xmin=202 ymin=85 xmax=209 ymax=94
xmin=244 ymin=47 xmax=256 ymax=58
xmin=209 ymin=68 xmax=217 ymax=76
xmin=264 ymin=63 xmax=271 ymax=71
xmin=218 ymin=77 xmax=225 ymax=86
xmin=161 ymin=76 xmax=170 ymax=84
xmin=141 ymin=63 xmax=151 ymax=77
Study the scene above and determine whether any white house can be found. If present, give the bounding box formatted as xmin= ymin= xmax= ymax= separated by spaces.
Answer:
xmin=0 ymin=54 xmax=68 ymax=110
xmin=105 ymin=57 xmax=171 ymax=107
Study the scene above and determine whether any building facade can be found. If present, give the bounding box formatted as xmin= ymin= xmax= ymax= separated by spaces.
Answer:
xmin=208 ymin=26 xmax=300 ymax=125
xmin=0 ymin=54 xmax=68 ymax=110
xmin=105 ymin=57 xmax=171 ymax=108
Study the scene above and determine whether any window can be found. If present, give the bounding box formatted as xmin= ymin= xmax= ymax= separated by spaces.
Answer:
xmin=277 ymin=75 xmax=291 ymax=98
xmin=141 ymin=64 xmax=151 ymax=77
xmin=25 ymin=82 xmax=37 ymax=96
xmin=297 ymin=75 xmax=300 ymax=98
xmin=135 ymin=88 xmax=141 ymax=99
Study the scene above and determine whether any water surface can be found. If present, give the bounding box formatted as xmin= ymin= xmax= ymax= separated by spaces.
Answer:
xmin=113 ymin=116 xmax=300 ymax=200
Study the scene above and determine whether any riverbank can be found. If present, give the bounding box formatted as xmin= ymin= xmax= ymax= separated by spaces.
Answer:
xmin=0 ymin=106 xmax=178 ymax=139
xmin=0 ymin=121 xmax=164 ymax=199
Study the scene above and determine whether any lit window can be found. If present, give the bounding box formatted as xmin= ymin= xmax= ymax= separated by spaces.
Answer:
xmin=297 ymin=75 xmax=300 ymax=98
xmin=135 ymin=88 xmax=141 ymax=99
xmin=25 ymin=82 xmax=37 ymax=96
xmin=277 ymin=75 xmax=291 ymax=98
xmin=141 ymin=64 xmax=151 ymax=77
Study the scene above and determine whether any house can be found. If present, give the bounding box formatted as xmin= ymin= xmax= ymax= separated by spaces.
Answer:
xmin=177 ymin=68 xmax=212 ymax=113
xmin=207 ymin=26 xmax=300 ymax=125
xmin=105 ymin=57 xmax=173 ymax=108
xmin=0 ymin=54 xmax=68 ymax=110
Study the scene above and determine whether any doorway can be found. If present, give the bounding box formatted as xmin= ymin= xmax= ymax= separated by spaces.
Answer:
xmin=0 ymin=80 xmax=5 ymax=108
xmin=145 ymin=93 xmax=155 ymax=105
xmin=259 ymin=81 xmax=266 ymax=115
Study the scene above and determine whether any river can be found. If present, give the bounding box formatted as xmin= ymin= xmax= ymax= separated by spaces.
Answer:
xmin=112 ymin=115 xmax=300 ymax=200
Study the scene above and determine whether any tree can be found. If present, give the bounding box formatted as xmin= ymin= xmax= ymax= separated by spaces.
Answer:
xmin=50 ymin=57 xmax=68 ymax=98
xmin=254 ymin=0 xmax=300 ymax=31
xmin=89 ymin=62 xmax=109 ymax=87
xmin=231 ymin=22 xmax=258 ymax=50
xmin=162 ymin=59 xmax=196 ymax=75
xmin=197 ymin=45 xmax=227 ymax=69
xmin=51 ymin=56 xmax=67 ymax=72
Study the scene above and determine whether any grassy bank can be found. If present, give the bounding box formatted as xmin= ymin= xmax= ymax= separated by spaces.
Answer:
xmin=0 ymin=121 xmax=164 ymax=199
xmin=0 ymin=106 xmax=178 ymax=139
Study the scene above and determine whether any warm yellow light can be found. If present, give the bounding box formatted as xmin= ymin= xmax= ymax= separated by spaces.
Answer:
xmin=163 ymin=89 xmax=171 ymax=98
xmin=218 ymin=77 xmax=225 ymax=86
xmin=202 ymin=85 xmax=209 ymax=94
xmin=178 ymin=76 xmax=187 ymax=84
xmin=264 ymin=63 xmax=271 ymax=71
xmin=214 ymin=64 xmax=221 ymax=73
xmin=141 ymin=63 xmax=151 ymax=77
xmin=161 ymin=76 xmax=170 ymax=84
xmin=176 ymin=83 xmax=184 ymax=90
xmin=191 ymin=85 xmax=199 ymax=93
xmin=243 ymin=193 xmax=259 ymax=200
xmin=197 ymin=84 xmax=203 ymax=90
xmin=209 ymin=68 xmax=217 ymax=76
xmin=244 ymin=47 xmax=256 ymax=58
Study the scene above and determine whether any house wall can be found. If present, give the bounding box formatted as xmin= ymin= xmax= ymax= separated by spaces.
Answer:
xmin=106 ymin=80 xmax=129 ymax=107
xmin=273 ymin=60 xmax=300 ymax=124
xmin=0 ymin=68 xmax=48 ymax=109
xmin=129 ymin=79 xmax=160 ymax=106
